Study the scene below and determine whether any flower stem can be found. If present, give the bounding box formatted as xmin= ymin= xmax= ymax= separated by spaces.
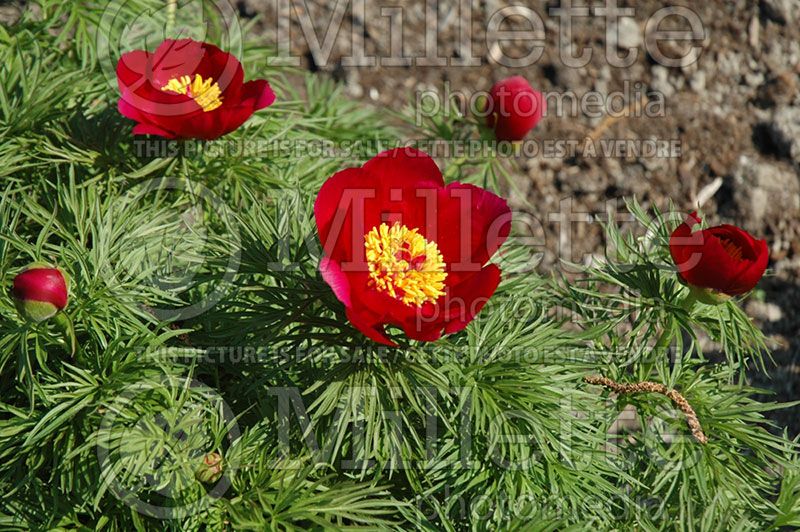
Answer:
xmin=679 ymin=291 xmax=699 ymax=313
xmin=653 ymin=317 xmax=676 ymax=357
xmin=53 ymin=312 xmax=76 ymax=356
xmin=653 ymin=291 xmax=698 ymax=360
xmin=166 ymin=0 xmax=177 ymax=36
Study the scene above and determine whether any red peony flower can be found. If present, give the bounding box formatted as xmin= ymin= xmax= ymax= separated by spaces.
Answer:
xmin=484 ymin=76 xmax=545 ymax=142
xmin=669 ymin=212 xmax=768 ymax=303
xmin=11 ymin=265 xmax=69 ymax=322
xmin=116 ymin=39 xmax=275 ymax=140
xmin=315 ymin=148 xmax=512 ymax=346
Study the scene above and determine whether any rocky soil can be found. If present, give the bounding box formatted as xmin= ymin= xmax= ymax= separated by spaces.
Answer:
xmin=241 ymin=0 xmax=800 ymax=430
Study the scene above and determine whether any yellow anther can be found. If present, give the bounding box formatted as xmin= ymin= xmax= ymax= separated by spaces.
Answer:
xmin=364 ymin=222 xmax=447 ymax=306
xmin=161 ymin=74 xmax=223 ymax=112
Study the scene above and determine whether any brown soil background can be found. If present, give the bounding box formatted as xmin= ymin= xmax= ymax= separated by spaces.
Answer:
xmin=240 ymin=0 xmax=800 ymax=432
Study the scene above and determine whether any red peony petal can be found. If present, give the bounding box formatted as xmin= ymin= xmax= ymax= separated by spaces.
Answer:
xmin=132 ymin=122 xmax=176 ymax=138
xmin=721 ymin=237 xmax=769 ymax=295
xmin=677 ymin=233 xmax=743 ymax=293
xmin=149 ymin=39 xmax=243 ymax=96
xmin=120 ymin=82 xmax=200 ymax=120
xmin=669 ymin=212 xmax=704 ymax=279
xmin=362 ymin=147 xmax=445 ymax=190
xmin=401 ymin=322 xmax=443 ymax=342
xmin=172 ymin=104 xmax=250 ymax=140
xmin=395 ymin=264 xmax=501 ymax=340
xmin=316 ymin=150 xmax=447 ymax=264
xmin=320 ymin=257 xmax=351 ymax=307
xmin=707 ymin=225 xmax=762 ymax=261
xmin=178 ymin=80 xmax=274 ymax=139
xmin=357 ymin=148 xmax=448 ymax=236
xmin=192 ymin=42 xmax=244 ymax=96
xmin=442 ymin=264 xmax=501 ymax=334
xmin=118 ymin=97 xmax=145 ymax=122
xmin=116 ymin=50 xmax=151 ymax=92
xmin=433 ymin=183 xmax=511 ymax=276
xmin=314 ymin=167 xmax=379 ymax=264
xmin=345 ymin=307 xmax=397 ymax=347
xmin=352 ymin=272 xmax=420 ymax=323
xmin=240 ymin=79 xmax=276 ymax=110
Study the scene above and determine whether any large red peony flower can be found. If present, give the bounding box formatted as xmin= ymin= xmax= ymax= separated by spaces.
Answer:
xmin=669 ymin=212 xmax=768 ymax=302
xmin=484 ymin=76 xmax=545 ymax=142
xmin=116 ymin=39 xmax=275 ymax=140
xmin=315 ymin=148 xmax=512 ymax=346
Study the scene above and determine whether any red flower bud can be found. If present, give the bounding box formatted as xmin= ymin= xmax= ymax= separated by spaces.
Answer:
xmin=11 ymin=265 xmax=69 ymax=322
xmin=484 ymin=76 xmax=545 ymax=141
xmin=669 ymin=213 xmax=768 ymax=303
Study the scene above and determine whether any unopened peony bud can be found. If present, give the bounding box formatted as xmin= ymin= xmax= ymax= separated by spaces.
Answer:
xmin=484 ymin=76 xmax=545 ymax=141
xmin=195 ymin=452 xmax=223 ymax=483
xmin=11 ymin=264 xmax=69 ymax=322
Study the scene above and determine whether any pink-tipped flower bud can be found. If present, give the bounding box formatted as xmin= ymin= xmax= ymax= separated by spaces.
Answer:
xmin=484 ymin=76 xmax=545 ymax=141
xmin=195 ymin=452 xmax=223 ymax=483
xmin=11 ymin=265 xmax=69 ymax=322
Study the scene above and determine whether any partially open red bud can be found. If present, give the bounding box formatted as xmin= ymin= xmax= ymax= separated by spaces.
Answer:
xmin=195 ymin=452 xmax=223 ymax=483
xmin=484 ymin=76 xmax=545 ymax=141
xmin=669 ymin=212 xmax=768 ymax=304
xmin=11 ymin=265 xmax=69 ymax=322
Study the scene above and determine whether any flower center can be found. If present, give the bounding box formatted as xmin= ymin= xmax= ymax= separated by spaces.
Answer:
xmin=719 ymin=237 xmax=744 ymax=261
xmin=161 ymin=74 xmax=223 ymax=112
xmin=364 ymin=222 xmax=447 ymax=306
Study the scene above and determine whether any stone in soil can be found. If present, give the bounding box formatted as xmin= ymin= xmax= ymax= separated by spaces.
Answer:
xmin=730 ymin=155 xmax=800 ymax=232
xmin=768 ymin=106 xmax=800 ymax=165
xmin=760 ymin=0 xmax=799 ymax=25
xmin=610 ymin=17 xmax=642 ymax=50
xmin=650 ymin=66 xmax=675 ymax=98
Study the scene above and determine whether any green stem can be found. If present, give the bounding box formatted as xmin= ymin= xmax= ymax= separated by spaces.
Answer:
xmin=651 ymin=291 xmax=697 ymax=365
xmin=679 ymin=291 xmax=699 ymax=313
xmin=166 ymin=0 xmax=177 ymax=36
xmin=53 ymin=312 xmax=76 ymax=356
xmin=653 ymin=317 xmax=676 ymax=356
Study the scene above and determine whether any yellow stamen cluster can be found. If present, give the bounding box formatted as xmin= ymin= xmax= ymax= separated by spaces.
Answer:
xmin=161 ymin=74 xmax=223 ymax=112
xmin=364 ymin=222 xmax=447 ymax=306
